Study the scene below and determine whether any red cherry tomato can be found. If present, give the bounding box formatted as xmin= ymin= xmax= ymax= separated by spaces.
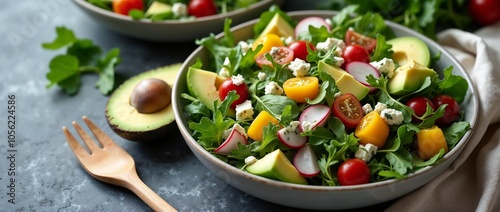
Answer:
xmin=468 ymin=0 xmax=500 ymax=25
xmin=188 ymin=0 xmax=217 ymax=18
xmin=112 ymin=0 xmax=144 ymax=16
xmin=406 ymin=97 xmax=435 ymax=123
xmin=255 ymin=47 xmax=294 ymax=68
xmin=345 ymin=29 xmax=377 ymax=53
xmin=432 ymin=95 xmax=461 ymax=127
xmin=218 ymin=78 xmax=249 ymax=108
xmin=288 ymin=41 xmax=315 ymax=61
xmin=342 ymin=44 xmax=370 ymax=65
xmin=337 ymin=159 xmax=370 ymax=186
xmin=331 ymin=93 xmax=364 ymax=129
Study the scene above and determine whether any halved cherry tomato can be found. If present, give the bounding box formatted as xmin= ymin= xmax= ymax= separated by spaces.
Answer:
xmin=218 ymin=78 xmax=249 ymax=108
xmin=255 ymin=46 xmax=294 ymax=68
xmin=252 ymin=34 xmax=285 ymax=58
xmin=112 ymin=0 xmax=144 ymax=16
xmin=283 ymin=77 xmax=319 ymax=103
xmin=345 ymin=29 xmax=377 ymax=53
xmin=288 ymin=41 xmax=315 ymax=61
xmin=337 ymin=158 xmax=370 ymax=186
xmin=331 ymin=93 xmax=364 ymax=129
xmin=406 ymin=97 xmax=435 ymax=123
xmin=342 ymin=44 xmax=370 ymax=65
xmin=188 ymin=0 xmax=217 ymax=18
xmin=468 ymin=0 xmax=500 ymax=25
xmin=355 ymin=111 xmax=389 ymax=148
xmin=432 ymin=95 xmax=461 ymax=127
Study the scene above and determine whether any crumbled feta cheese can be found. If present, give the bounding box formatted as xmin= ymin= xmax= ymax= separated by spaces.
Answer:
xmin=235 ymin=100 xmax=254 ymax=120
xmin=362 ymin=103 xmax=373 ymax=114
xmin=333 ymin=56 xmax=344 ymax=67
xmin=283 ymin=36 xmax=295 ymax=46
xmin=172 ymin=3 xmax=187 ymax=17
xmin=237 ymin=41 xmax=251 ymax=55
xmin=218 ymin=67 xmax=230 ymax=78
xmin=231 ymin=74 xmax=245 ymax=86
xmin=288 ymin=58 xmax=310 ymax=77
xmin=288 ymin=121 xmax=301 ymax=131
xmin=374 ymin=102 xmax=387 ymax=114
xmin=270 ymin=46 xmax=280 ymax=56
xmin=222 ymin=128 xmax=232 ymax=140
xmin=355 ymin=143 xmax=378 ymax=162
xmin=315 ymin=37 xmax=345 ymax=56
xmin=301 ymin=120 xmax=316 ymax=132
xmin=334 ymin=91 xmax=342 ymax=98
xmin=257 ymin=72 xmax=267 ymax=81
xmin=264 ymin=81 xmax=284 ymax=95
xmin=380 ymin=108 xmax=404 ymax=125
xmin=370 ymin=58 xmax=396 ymax=78
xmin=232 ymin=123 xmax=248 ymax=139
xmin=245 ymin=156 xmax=258 ymax=165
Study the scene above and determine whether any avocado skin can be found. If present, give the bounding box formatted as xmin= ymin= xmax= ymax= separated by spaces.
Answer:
xmin=105 ymin=116 xmax=176 ymax=142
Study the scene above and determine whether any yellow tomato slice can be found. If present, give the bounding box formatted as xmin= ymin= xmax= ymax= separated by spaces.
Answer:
xmin=416 ymin=126 xmax=448 ymax=160
xmin=247 ymin=110 xmax=280 ymax=141
xmin=354 ymin=111 xmax=389 ymax=148
xmin=252 ymin=34 xmax=284 ymax=58
xmin=283 ymin=77 xmax=320 ymax=103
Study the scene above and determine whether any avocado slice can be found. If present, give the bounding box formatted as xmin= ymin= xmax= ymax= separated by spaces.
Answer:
xmin=105 ymin=63 xmax=181 ymax=142
xmin=318 ymin=61 xmax=370 ymax=100
xmin=186 ymin=67 xmax=227 ymax=111
xmin=256 ymin=13 xmax=294 ymax=40
xmin=387 ymin=36 xmax=431 ymax=67
xmin=387 ymin=60 xmax=436 ymax=95
xmin=145 ymin=1 xmax=172 ymax=17
xmin=246 ymin=149 xmax=307 ymax=185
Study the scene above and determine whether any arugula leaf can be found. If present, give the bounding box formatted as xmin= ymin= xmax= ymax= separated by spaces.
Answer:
xmin=254 ymin=94 xmax=299 ymax=120
xmin=438 ymin=66 xmax=468 ymax=103
xmin=181 ymin=93 xmax=211 ymax=123
xmin=42 ymin=27 xmax=121 ymax=95
xmin=413 ymin=148 xmax=445 ymax=168
xmin=252 ymin=124 xmax=280 ymax=157
xmin=370 ymin=34 xmax=393 ymax=62
xmin=385 ymin=149 xmax=413 ymax=175
xmin=443 ymin=121 xmax=471 ymax=148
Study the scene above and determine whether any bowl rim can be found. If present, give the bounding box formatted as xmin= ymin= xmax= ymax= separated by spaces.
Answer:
xmin=173 ymin=10 xmax=479 ymax=192
xmin=73 ymin=0 xmax=283 ymax=25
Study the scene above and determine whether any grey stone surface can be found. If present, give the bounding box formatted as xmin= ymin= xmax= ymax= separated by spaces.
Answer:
xmin=0 ymin=0 xmax=391 ymax=211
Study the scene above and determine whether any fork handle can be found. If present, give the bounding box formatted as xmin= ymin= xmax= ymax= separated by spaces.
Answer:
xmin=122 ymin=170 xmax=177 ymax=212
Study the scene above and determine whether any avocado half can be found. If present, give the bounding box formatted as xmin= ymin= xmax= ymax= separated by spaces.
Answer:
xmin=105 ymin=63 xmax=181 ymax=142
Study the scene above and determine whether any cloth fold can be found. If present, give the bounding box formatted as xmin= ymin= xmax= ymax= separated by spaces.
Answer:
xmin=388 ymin=22 xmax=500 ymax=211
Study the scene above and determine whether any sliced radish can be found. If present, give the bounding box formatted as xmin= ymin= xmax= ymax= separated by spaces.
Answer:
xmin=277 ymin=121 xmax=307 ymax=149
xmin=214 ymin=127 xmax=247 ymax=155
xmin=294 ymin=144 xmax=320 ymax=177
xmin=299 ymin=104 xmax=331 ymax=132
xmin=345 ymin=61 xmax=380 ymax=92
xmin=295 ymin=17 xmax=331 ymax=38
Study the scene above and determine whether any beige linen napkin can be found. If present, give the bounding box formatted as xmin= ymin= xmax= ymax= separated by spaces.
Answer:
xmin=388 ymin=22 xmax=500 ymax=211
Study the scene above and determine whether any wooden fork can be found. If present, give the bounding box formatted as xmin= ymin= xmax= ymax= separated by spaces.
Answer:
xmin=63 ymin=116 xmax=177 ymax=212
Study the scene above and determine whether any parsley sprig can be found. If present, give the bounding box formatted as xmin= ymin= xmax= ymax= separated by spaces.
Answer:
xmin=42 ymin=26 xmax=121 ymax=95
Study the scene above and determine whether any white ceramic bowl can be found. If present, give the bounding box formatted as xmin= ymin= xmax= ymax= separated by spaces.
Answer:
xmin=72 ymin=0 xmax=284 ymax=42
xmin=172 ymin=10 xmax=479 ymax=210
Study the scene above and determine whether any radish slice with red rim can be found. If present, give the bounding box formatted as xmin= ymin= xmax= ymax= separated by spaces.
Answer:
xmin=277 ymin=121 xmax=307 ymax=149
xmin=295 ymin=17 xmax=331 ymax=38
xmin=214 ymin=128 xmax=247 ymax=155
xmin=345 ymin=61 xmax=380 ymax=92
xmin=299 ymin=104 xmax=331 ymax=132
xmin=294 ymin=144 xmax=320 ymax=177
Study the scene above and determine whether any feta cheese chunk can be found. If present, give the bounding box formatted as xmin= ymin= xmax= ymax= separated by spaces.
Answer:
xmin=374 ymin=102 xmax=388 ymax=114
xmin=355 ymin=143 xmax=378 ymax=162
xmin=245 ymin=156 xmax=258 ymax=165
xmin=334 ymin=91 xmax=342 ymax=98
xmin=218 ymin=57 xmax=231 ymax=77
xmin=370 ymin=58 xmax=396 ymax=78
xmin=333 ymin=56 xmax=344 ymax=67
xmin=264 ymin=81 xmax=284 ymax=95
xmin=172 ymin=3 xmax=187 ymax=17
xmin=231 ymin=74 xmax=245 ymax=86
xmin=257 ymin=72 xmax=267 ymax=81
xmin=380 ymin=108 xmax=404 ymax=125
xmin=362 ymin=103 xmax=373 ymax=115
xmin=315 ymin=37 xmax=345 ymax=56
xmin=223 ymin=123 xmax=248 ymax=140
xmin=237 ymin=41 xmax=251 ymax=55
xmin=235 ymin=100 xmax=254 ymax=121
xmin=301 ymin=120 xmax=316 ymax=133
xmin=286 ymin=121 xmax=301 ymax=132
xmin=288 ymin=58 xmax=310 ymax=77
xmin=283 ymin=36 xmax=295 ymax=46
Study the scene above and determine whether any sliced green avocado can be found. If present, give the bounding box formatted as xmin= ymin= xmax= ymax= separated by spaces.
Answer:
xmin=186 ymin=67 xmax=227 ymax=111
xmin=318 ymin=61 xmax=370 ymax=100
xmin=105 ymin=63 xmax=181 ymax=142
xmin=145 ymin=1 xmax=172 ymax=17
xmin=246 ymin=149 xmax=307 ymax=185
xmin=387 ymin=36 xmax=431 ymax=67
xmin=388 ymin=60 xmax=436 ymax=95
xmin=256 ymin=13 xmax=294 ymax=40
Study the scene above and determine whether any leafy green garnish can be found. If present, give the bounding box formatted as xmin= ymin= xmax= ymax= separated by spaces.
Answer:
xmin=42 ymin=26 xmax=121 ymax=95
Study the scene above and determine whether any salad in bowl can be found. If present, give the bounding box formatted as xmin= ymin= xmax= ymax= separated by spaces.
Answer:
xmin=173 ymin=5 xmax=477 ymax=209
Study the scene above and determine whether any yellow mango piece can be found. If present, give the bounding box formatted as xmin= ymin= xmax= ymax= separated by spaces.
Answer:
xmin=416 ymin=126 xmax=448 ymax=160
xmin=247 ymin=110 xmax=279 ymax=141
xmin=355 ymin=111 xmax=389 ymax=148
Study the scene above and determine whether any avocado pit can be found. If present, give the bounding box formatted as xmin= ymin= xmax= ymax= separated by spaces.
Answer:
xmin=130 ymin=78 xmax=172 ymax=114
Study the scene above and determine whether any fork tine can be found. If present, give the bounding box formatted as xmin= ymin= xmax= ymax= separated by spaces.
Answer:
xmin=63 ymin=126 xmax=90 ymax=160
xmin=72 ymin=120 xmax=101 ymax=153
xmin=82 ymin=116 xmax=115 ymax=148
